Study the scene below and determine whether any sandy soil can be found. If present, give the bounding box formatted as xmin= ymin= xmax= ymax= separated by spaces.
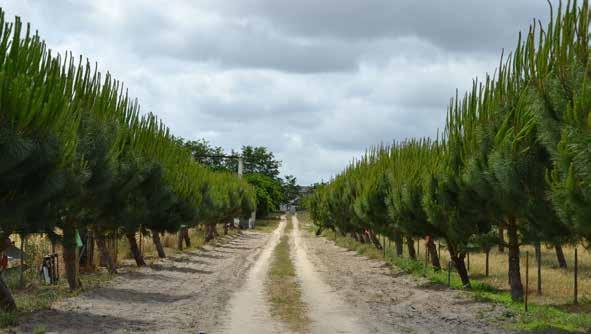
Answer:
xmin=14 ymin=231 xmax=271 ymax=334
xmin=11 ymin=217 xmax=511 ymax=334
xmin=298 ymin=215 xmax=510 ymax=334
xmin=219 ymin=220 xmax=288 ymax=334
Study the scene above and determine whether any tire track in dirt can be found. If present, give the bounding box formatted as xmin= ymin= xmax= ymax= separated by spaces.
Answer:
xmin=290 ymin=215 xmax=364 ymax=333
xmin=219 ymin=219 xmax=288 ymax=334
xmin=298 ymin=215 xmax=511 ymax=334
xmin=14 ymin=231 xmax=272 ymax=334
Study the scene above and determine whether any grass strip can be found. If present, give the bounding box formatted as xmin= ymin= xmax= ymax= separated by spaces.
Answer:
xmin=307 ymin=219 xmax=591 ymax=333
xmin=265 ymin=219 xmax=309 ymax=333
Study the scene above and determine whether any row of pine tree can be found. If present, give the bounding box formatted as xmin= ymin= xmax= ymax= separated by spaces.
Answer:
xmin=0 ymin=10 xmax=256 ymax=310
xmin=306 ymin=0 xmax=591 ymax=301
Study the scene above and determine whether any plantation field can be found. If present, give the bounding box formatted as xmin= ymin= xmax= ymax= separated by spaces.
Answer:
xmin=1 ymin=224 xmax=241 ymax=325
xmin=451 ymin=245 xmax=590 ymax=306
xmin=306 ymin=210 xmax=591 ymax=332
xmin=14 ymin=229 xmax=272 ymax=334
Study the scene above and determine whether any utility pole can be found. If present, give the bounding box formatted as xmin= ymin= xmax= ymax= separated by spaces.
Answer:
xmin=238 ymin=156 xmax=244 ymax=178
xmin=194 ymin=154 xmax=253 ymax=228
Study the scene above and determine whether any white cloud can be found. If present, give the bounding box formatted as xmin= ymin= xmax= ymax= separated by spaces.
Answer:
xmin=1 ymin=0 xmax=558 ymax=184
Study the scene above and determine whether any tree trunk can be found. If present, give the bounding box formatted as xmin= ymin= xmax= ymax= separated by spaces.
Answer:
xmin=426 ymin=237 xmax=441 ymax=271
xmin=126 ymin=233 xmax=146 ymax=267
xmin=448 ymin=243 xmax=470 ymax=287
xmin=177 ymin=227 xmax=191 ymax=250
xmin=96 ymin=234 xmax=117 ymax=274
xmin=19 ymin=236 xmax=25 ymax=289
xmin=507 ymin=222 xmax=524 ymax=301
xmin=85 ymin=229 xmax=94 ymax=268
xmin=555 ymin=245 xmax=567 ymax=269
xmin=0 ymin=276 xmax=16 ymax=312
xmin=315 ymin=227 xmax=323 ymax=236
xmin=358 ymin=231 xmax=368 ymax=244
xmin=535 ymin=241 xmax=542 ymax=294
xmin=205 ymin=225 xmax=215 ymax=243
xmin=62 ymin=221 xmax=81 ymax=290
xmin=358 ymin=232 xmax=367 ymax=243
xmin=0 ymin=237 xmax=16 ymax=311
xmin=151 ymin=230 xmax=166 ymax=258
xmin=177 ymin=230 xmax=184 ymax=250
xmin=485 ymin=247 xmax=490 ymax=277
xmin=183 ymin=228 xmax=191 ymax=248
xmin=406 ymin=236 xmax=416 ymax=259
xmin=498 ymin=226 xmax=505 ymax=253
xmin=394 ymin=232 xmax=403 ymax=256
xmin=368 ymin=231 xmax=382 ymax=249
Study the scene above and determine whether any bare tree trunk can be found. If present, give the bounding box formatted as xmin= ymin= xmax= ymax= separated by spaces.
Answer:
xmin=177 ymin=230 xmax=184 ymax=251
xmin=183 ymin=228 xmax=191 ymax=248
xmin=63 ymin=220 xmax=81 ymax=290
xmin=205 ymin=225 xmax=216 ymax=243
xmin=555 ymin=245 xmax=567 ymax=269
xmin=368 ymin=230 xmax=382 ymax=249
xmin=86 ymin=229 xmax=94 ymax=268
xmin=498 ymin=226 xmax=505 ymax=253
xmin=485 ymin=247 xmax=490 ymax=277
xmin=0 ymin=276 xmax=16 ymax=312
xmin=19 ymin=235 xmax=24 ymax=289
xmin=357 ymin=232 xmax=366 ymax=243
xmin=315 ymin=227 xmax=324 ymax=236
xmin=151 ymin=230 xmax=166 ymax=258
xmin=96 ymin=234 xmax=117 ymax=274
xmin=426 ymin=237 xmax=441 ymax=271
xmin=447 ymin=242 xmax=470 ymax=287
xmin=177 ymin=227 xmax=191 ymax=250
xmin=406 ymin=236 xmax=416 ymax=259
xmin=0 ymin=237 xmax=16 ymax=311
xmin=535 ymin=241 xmax=542 ymax=294
xmin=357 ymin=232 xmax=365 ymax=243
xmin=507 ymin=221 xmax=524 ymax=301
xmin=126 ymin=233 xmax=146 ymax=267
xmin=393 ymin=232 xmax=403 ymax=256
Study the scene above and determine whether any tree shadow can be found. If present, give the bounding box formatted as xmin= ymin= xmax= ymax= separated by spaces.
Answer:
xmin=382 ymin=271 xmax=408 ymax=279
xmin=168 ymin=257 xmax=212 ymax=266
xmin=218 ymin=245 xmax=252 ymax=250
xmin=90 ymin=287 xmax=194 ymax=303
xmin=18 ymin=309 xmax=152 ymax=333
xmin=235 ymin=233 xmax=259 ymax=240
xmin=121 ymin=270 xmax=172 ymax=282
xmin=209 ymin=248 xmax=234 ymax=254
xmin=194 ymin=246 xmax=210 ymax=253
xmin=149 ymin=263 xmax=214 ymax=275
xmin=417 ymin=281 xmax=450 ymax=291
xmin=192 ymin=252 xmax=227 ymax=260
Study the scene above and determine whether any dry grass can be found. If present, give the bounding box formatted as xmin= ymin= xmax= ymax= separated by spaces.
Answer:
xmin=377 ymin=235 xmax=590 ymax=306
xmin=265 ymin=218 xmax=309 ymax=333
xmin=436 ymin=244 xmax=590 ymax=306
xmin=120 ymin=225 xmax=238 ymax=264
xmin=254 ymin=215 xmax=283 ymax=233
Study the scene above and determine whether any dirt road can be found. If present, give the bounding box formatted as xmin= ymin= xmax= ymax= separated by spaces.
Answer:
xmin=15 ymin=231 xmax=272 ymax=334
xmin=296 ymin=214 xmax=509 ymax=333
xmin=15 ymin=216 xmax=509 ymax=334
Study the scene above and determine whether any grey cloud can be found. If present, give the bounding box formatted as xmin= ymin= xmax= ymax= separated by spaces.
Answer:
xmin=1 ymin=0 xmax=558 ymax=184
xmin=209 ymin=0 xmax=554 ymax=52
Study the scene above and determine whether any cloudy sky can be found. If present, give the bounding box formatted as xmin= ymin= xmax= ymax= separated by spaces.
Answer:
xmin=2 ymin=1 xmax=555 ymax=184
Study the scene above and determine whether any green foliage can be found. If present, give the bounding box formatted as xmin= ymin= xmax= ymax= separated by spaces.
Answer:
xmin=245 ymin=173 xmax=283 ymax=218
xmin=0 ymin=6 xmax=257 ymax=309
xmin=307 ymin=0 xmax=591 ymax=303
